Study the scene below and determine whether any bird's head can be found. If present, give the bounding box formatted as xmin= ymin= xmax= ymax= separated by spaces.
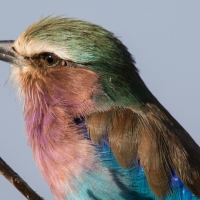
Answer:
xmin=0 ymin=16 xmax=152 ymax=116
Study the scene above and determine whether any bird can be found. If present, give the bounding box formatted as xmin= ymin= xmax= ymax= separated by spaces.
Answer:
xmin=0 ymin=16 xmax=200 ymax=200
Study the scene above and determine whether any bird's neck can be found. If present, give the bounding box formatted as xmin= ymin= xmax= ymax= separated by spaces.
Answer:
xmin=23 ymin=89 xmax=100 ymax=199
xmin=19 ymin=68 xmax=103 ymax=199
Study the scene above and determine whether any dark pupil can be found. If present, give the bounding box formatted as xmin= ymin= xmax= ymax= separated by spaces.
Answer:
xmin=46 ymin=55 xmax=54 ymax=63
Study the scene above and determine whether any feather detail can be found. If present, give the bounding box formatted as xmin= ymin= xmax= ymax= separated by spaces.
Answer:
xmin=86 ymin=103 xmax=200 ymax=199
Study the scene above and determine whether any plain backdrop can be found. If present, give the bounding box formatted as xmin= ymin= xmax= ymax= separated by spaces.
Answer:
xmin=0 ymin=1 xmax=200 ymax=199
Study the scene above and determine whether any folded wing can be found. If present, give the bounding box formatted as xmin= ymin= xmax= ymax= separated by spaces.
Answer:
xmin=86 ymin=103 xmax=200 ymax=198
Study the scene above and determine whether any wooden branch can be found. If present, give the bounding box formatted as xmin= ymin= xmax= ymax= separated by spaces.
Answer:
xmin=0 ymin=157 xmax=44 ymax=200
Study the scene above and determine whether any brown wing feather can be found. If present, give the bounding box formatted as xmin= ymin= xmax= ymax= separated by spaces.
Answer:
xmin=86 ymin=104 xmax=200 ymax=198
xmin=146 ymin=104 xmax=200 ymax=197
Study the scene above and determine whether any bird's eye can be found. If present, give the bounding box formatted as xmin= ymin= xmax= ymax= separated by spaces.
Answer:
xmin=43 ymin=53 xmax=59 ymax=67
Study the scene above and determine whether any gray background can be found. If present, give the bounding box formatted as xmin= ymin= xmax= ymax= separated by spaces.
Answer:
xmin=0 ymin=1 xmax=200 ymax=199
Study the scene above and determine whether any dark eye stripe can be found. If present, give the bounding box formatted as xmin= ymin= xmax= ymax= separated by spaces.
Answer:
xmin=23 ymin=52 xmax=83 ymax=68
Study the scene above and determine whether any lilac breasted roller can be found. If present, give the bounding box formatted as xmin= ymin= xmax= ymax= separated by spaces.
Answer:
xmin=0 ymin=16 xmax=200 ymax=200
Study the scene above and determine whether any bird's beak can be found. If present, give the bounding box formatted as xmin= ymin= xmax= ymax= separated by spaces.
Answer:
xmin=0 ymin=40 xmax=20 ymax=65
